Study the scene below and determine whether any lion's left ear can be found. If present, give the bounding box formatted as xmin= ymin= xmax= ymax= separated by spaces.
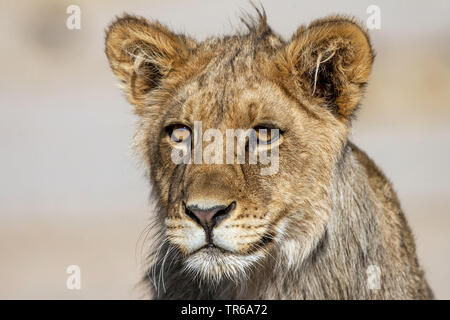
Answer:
xmin=275 ymin=16 xmax=374 ymax=121
xmin=105 ymin=15 xmax=192 ymax=113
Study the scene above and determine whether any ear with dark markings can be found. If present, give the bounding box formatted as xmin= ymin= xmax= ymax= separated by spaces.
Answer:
xmin=275 ymin=16 xmax=374 ymax=122
xmin=105 ymin=14 xmax=191 ymax=113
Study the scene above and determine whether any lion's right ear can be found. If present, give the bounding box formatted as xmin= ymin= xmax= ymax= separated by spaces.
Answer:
xmin=105 ymin=15 xmax=190 ymax=110
xmin=275 ymin=16 xmax=374 ymax=123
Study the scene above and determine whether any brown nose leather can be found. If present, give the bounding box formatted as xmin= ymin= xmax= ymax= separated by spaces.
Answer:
xmin=184 ymin=202 xmax=236 ymax=231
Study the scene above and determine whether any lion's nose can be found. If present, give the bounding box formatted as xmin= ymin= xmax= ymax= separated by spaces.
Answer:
xmin=184 ymin=201 xmax=236 ymax=232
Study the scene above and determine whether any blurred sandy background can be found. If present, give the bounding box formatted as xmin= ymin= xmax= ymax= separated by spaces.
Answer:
xmin=0 ymin=0 xmax=449 ymax=299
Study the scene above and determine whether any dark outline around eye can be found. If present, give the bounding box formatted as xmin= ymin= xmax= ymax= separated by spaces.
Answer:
xmin=166 ymin=124 xmax=191 ymax=143
xmin=254 ymin=126 xmax=282 ymax=145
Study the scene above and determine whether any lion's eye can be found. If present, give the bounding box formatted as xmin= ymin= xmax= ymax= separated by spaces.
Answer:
xmin=166 ymin=124 xmax=191 ymax=143
xmin=253 ymin=126 xmax=281 ymax=145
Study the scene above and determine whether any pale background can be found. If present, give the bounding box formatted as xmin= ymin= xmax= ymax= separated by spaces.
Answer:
xmin=0 ymin=0 xmax=449 ymax=299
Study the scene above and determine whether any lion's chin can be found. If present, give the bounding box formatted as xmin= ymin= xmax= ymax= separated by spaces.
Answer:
xmin=182 ymin=246 xmax=264 ymax=283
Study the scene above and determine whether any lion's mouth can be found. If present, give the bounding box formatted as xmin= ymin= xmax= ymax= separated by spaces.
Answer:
xmin=192 ymin=243 xmax=228 ymax=255
xmin=246 ymin=233 xmax=274 ymax=254
xmin=189 ymin=232 xmax=274 ymax=257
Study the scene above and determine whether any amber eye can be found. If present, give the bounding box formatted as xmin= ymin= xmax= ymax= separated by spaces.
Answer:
xmin=253 ymin=126 xmax=282 ymax=145
xmin=166 ymin=124 xmax=191 ymax=143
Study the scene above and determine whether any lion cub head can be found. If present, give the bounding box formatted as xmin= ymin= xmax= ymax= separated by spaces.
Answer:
xmin=105 ymin=10 xmax=373 ymax=283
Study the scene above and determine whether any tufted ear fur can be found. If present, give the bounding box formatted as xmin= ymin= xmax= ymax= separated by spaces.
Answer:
xmin=276 ymin=16 xmax=374 ymax=122
xmin=105 ymin=15 xmax=191 ymax=112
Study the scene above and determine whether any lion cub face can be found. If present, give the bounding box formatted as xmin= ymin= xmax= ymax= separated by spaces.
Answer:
xmin=106 ymin=12 xmax=373 ymax=281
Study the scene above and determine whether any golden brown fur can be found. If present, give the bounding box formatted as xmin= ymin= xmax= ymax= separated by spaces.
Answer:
xmin=105 ymin=8 xmax=432 ymax=299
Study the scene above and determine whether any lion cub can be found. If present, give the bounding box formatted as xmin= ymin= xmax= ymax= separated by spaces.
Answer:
xmin=105 ymin=9 xmax=433 ymax=299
